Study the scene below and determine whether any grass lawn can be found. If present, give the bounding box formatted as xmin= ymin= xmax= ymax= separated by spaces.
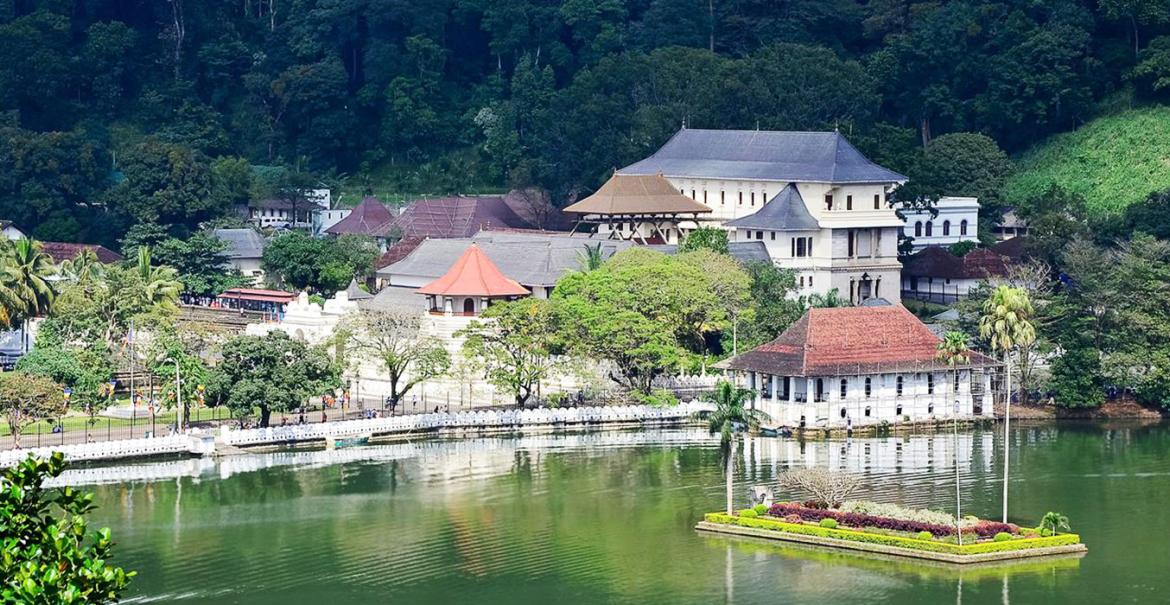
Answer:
xmin=0 ymin=406 xmax=232 ymax=437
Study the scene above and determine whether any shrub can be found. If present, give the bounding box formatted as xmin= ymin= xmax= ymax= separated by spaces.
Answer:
xmin=819 ymin=518 xmax=838 ymax=529
xmin=778 ymin=469 xmax=863 ymax=508
xmin=970 ymin=520 xmax=1021 ymax=538
xmin=841 ymin=500 xmax=959 ymax=528
xmin=739 ymin=509 xmax=759 ymax=519
xmin=917 ymin=531 xmax=934 ymax=540
xmin=784 ymin=514 xmax=804 ymax=524
xmin=769 ymin=502 xmax=958 ymax=537
xmin=753 ymin=504 xmax=768 ymax=515
xmin=704 ymin=513 xmax=1082 ymax=556
xmin=994 ymin=532 xmax=1013 ymax=542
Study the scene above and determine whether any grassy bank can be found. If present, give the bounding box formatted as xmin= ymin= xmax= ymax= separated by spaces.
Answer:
xmin=1005 ymin=106 xmax=1170 ymax=216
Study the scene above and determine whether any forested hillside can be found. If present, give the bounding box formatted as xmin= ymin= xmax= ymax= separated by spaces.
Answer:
xmin=1 ymin=0 xmax=1166 ymax=246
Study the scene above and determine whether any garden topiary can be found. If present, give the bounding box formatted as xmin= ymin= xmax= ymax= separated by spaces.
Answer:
xmin=739 ymin=509 xmax=759 ymax=519
xmin=753 ymin=504 xmax=768 ymax=515
xmin=917 ymin=531 xmax=933 ymax=540
xmin=994 ymin=532 xmax=1013 ymax=542
xmin=819 ymin=518 xmax=839 ymax=529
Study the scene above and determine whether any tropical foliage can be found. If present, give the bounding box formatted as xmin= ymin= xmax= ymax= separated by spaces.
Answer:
xmin=0 ymin=453 xmax=134 ymax=604
xmin=459 ymin=298 xmax=562 ymax=407
xmin=209 ymin=332 xmax=341 ymax=427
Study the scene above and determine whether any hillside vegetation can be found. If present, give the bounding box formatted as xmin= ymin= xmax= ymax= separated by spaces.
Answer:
xmin=1006 ymin=107 xmax=1170 ymax=216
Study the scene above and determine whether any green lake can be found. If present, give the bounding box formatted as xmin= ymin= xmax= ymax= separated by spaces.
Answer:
xmin=77 ymin=421 xmax=1169 ymax=604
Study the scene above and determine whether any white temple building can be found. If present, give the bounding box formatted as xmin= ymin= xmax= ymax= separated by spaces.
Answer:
xmin=716 ymin=305 xmax=998 ymax=428
xmin=618 ymin=129 xmax=907 ymax=304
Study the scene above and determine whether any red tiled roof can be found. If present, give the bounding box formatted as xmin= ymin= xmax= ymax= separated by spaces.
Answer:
xmin=325 ymin=196 xmax=394 ymax=236
xmin=988 ymin=236 xmax=1030 ymax=261
xmin=720 ymin=306 xmax=998 ymax=376
xmin=374 ymin=236 xmax=426 ymax=269
xmin=417 ymin=244 xmax=529 ymax=297
xmin=379 ymin=196 xmax=533 ymax=239
xmin=902 ymin=247 xmax=1011 ymax=280
xmin=40 ymin=242 xmax=123 ymax=264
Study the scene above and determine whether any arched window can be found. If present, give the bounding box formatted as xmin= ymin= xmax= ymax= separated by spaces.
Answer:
xmin=942 ymin=220 xmax=951 ymax=236
xmin=840 ymin=407 xmax=847 ymax=419
xmin=840 ymin=379 xmax=848 ymax=399
xmin=463 ymin=298 xmax=476 ymax=314
xmin=960 ymin=219 xmax=968 ymax=235
xmin=925 ymin=221 xmax=934 ymax=237
xmin=914 ymin=221 xmax=923 ymax=237
xmin=864 ymin=377 xmax=872 ymax=398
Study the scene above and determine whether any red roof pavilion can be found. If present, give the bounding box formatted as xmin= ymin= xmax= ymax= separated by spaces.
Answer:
xmin=417 ymin=244 xmax=529 ymax=297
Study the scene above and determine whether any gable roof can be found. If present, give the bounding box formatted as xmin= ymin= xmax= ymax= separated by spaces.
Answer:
xmin=724 ymin=183 xmax=819 ymax=231
xmin=417 ymin=244 xmax=530 ymax=297
xmin=620 ymin=129 xmax=907 ymax=184
xmin=325 ymin=196 xmax=394 ymax=236
xmin=213 ymin=228 xmax=266 ymax=259
xmin=380 ymin=231 xmax=633 ymax=288
xmin=903 ymin=247 xmax=1011 ymax=280
xmin=377 ymin=196 xmax=533 ymax=239
xmin=39 ymin=242 xmax=123 ymax=264
xmin=563 ymin=173 xmax=712 ymax=216
xmin=374 ymin=235 xmax=426 ymax=269
xmin=344 ymin=278 xmax=372 ymax=300
xmin=717 ymin=305 xmax=998 ymax=376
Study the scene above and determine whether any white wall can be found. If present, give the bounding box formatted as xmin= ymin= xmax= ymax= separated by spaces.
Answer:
xmin=901 ymin=197 xmax=980 ymax=250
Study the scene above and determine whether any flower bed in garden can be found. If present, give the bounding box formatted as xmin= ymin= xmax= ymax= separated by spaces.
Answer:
xmin=696 ymin=503 xmax=1087 ymax=563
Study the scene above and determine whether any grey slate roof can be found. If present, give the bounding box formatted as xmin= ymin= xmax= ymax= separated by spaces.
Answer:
xmin=361 ymin=286 xmax=427 ymax=313
xmin=647 ymin=241 xmax=772 ymax=265
xmin=723 ymin=184 xmax=819 ymax=231
xmin=620 ymin=129 xmax=907 ymax=184
xmin=344 ymin=278 xmax=373 ymax=300
xmin=378 ymin=232 xmax=634 ymax=288
xmin=213 ymin=229 xmax=266 ymax=259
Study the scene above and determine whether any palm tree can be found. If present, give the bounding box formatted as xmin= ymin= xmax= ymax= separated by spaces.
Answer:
xmin=59 ymin=248 xmax=104 ymax=283
xmin=1 ymin=239 xmax=56 ymax=350
xmin=937 ymin=331 xmax=970 ymax=545
xmin=576 ymin=243 xmax=604 ymax=272
xmin=979 ymin=285 xmax=1036 ymax=523
xmin=700 ymin=380 xmax=770 ymax=515
xmin=136 ymin=246 xmax=182 ymax=313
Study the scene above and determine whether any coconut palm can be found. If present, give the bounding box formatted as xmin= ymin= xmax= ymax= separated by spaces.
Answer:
xmin=700 ymin=380 xmax=770 ymax=515
xmin=937 ymin=331 xmax=971 ymax=545
xmin=979 ymin=285 xmax=1036 ymax=523
xmin=136 ymin=246 xmax=182 ymax=313
xmin=59 ymin=248 xmax=105 ymax=283
xmin=1 ymin=239 xmax=56 ymax=349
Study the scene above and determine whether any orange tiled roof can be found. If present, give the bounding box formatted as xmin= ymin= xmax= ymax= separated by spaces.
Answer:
xmin=721 ymin=306 xmax=997 ymax=376
xmin=417 ymin=244 xmax=529 ymax=297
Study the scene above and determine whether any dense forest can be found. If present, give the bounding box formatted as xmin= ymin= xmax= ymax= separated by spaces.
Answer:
xmin=2 ymin=0 xmax=1169 ymax=246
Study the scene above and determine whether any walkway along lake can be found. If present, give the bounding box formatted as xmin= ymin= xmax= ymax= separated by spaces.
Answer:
xmin=76 ymin=421 xmax=1169 ymax=604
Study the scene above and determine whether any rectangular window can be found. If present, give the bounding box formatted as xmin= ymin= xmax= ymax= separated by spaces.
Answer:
xmin=874 ymin=194 xmax=880 ymax=210
xmin=703 ymin=190 xmax=708 ymax=203
xmin=847 ymin=195 xmax=853 ymax=210
xmin=927 ymin=374 xmax=935 ymax=395
xmin=691 ymin=189 xmax=696 ymax=199
xmin=770 ymin=232 xmax=776 ymax=241
xmin=847 ymin=230 xmax=855 ymax=257
xmin=751 ymin=192 xmax=755 ymax=206
xmin=791 ymin=238 xmax=796 ymax=257
xmin=825 ymin=194 xmax=834 ymax=210
xmin=721 ymin=191 xmax=726 ymax=205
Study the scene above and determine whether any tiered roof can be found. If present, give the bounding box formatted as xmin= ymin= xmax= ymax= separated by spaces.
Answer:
xmin=718 ymin=306 xmax=997 ymax=376
xmin=564 ymin=173 xmax=712 ymax=216
xmin=417 ymin=244 xmax=529 ymax=297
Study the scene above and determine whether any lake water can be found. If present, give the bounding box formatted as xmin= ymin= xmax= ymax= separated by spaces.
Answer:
xmin=77 ymin=421 xmax=1169 ymax=604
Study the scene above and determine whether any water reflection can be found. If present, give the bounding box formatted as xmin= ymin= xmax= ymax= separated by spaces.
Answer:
xmin=74 ymin=423 xmax=1166 ymax=604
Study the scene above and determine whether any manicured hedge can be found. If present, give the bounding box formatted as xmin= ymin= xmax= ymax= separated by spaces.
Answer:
xmin=766 ymin=503 xmax=1020 ymax=538
xmin=704 ymin=513 xmax=1081 ymax=556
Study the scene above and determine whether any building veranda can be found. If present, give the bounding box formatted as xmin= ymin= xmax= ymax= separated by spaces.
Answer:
xmin=715 ymin=305 xmax=999 ymax=428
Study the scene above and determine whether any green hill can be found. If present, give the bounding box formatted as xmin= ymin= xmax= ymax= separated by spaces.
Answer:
xmin=1005 ymin=106 xmax=1170 ymax=216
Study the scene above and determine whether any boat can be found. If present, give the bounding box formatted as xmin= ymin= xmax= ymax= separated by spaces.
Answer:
xmin=326 ymin=434 xmax=371 ymax=449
